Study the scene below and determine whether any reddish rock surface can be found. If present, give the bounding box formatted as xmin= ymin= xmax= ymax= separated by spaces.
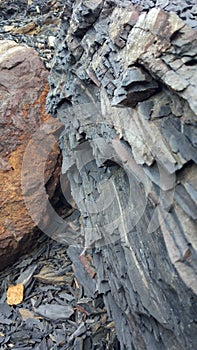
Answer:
xmin=0 ymin=40 xmax=61 ymax=270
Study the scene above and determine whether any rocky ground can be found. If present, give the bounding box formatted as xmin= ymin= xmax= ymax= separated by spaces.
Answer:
xmin=0 ymin=0 xmax=65 ymax=68
xmin=1 ymin=1 xmax=197 ymax=350
xmin=0 ymin=235 xmax=119 ymax=350
xmin=0 ymin=1 xmax=120 ymax=349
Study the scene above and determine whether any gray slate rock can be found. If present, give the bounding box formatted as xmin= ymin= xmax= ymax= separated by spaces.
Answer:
xmin=47 ymin=1 xmax=197 ymax=349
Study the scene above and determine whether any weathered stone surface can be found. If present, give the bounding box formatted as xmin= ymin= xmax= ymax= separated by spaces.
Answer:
xmin=47 ymin=1 xmax=197 ymax=349
xmin=0 ymin=40 xmax=61 ymax=270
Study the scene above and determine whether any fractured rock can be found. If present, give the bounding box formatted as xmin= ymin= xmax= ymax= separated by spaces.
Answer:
xmin=47 ymin=1 xmax=197 ymax=349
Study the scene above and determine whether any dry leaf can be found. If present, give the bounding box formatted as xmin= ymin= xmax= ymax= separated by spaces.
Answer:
xmin=19 ymin=308 xmax=38 ymax=321
xmin=34 ymin=265 xmax=73 ymax=285
xmin=79 ymin=254 xmax=96 ymax=279
xmin=7 ymin=283 xmax=24 ymax=305
xmin=106 ymin=321 xmax=115 ymax=329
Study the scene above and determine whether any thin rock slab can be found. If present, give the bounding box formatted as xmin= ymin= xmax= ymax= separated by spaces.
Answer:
xmin=34 ymin=304 xmax=74 ymax=321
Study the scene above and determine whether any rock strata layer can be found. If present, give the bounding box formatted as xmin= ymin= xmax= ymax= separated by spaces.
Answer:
xmin=0 ymin=40 xmax=61 ymax=270
xmin=47 ymin=1 xmax=197 ymax=349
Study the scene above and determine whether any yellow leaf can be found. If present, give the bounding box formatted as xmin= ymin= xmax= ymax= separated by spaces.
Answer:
xmin=19 ymin=308 xmax=39 ymax=321
xmin=7 ymin=283 xmax=24 ymax=305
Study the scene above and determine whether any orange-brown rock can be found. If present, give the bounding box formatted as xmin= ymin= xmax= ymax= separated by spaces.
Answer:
xmin=0 ymin=40 xmax=62 ymax=270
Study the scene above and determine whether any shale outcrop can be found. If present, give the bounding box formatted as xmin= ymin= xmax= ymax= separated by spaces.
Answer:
xmin=47 ymin=1 xmax=197 ymax=349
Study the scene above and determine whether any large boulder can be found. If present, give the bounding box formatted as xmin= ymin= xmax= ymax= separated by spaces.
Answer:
xmin=0 ymin=40 xmax=62 ymax=270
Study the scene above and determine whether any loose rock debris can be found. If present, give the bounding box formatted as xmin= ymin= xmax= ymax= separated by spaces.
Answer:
xmin=0 ymin=235 xmax=120 ymax=349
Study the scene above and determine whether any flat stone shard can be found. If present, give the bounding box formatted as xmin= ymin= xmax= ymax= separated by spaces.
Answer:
xmin=0 ymin=40 xmax=61 ymax=270
xmin=47 ymin=1 xmax=197 ymax=349
xmin=34 ymin=304 xmax=74 ymax=321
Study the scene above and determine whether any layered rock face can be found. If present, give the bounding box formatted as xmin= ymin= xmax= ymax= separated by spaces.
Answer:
xmin=0 ymin=40 xmax=62 ymax=270
xmin=47 ymin=1 xmax=197 ymax=349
